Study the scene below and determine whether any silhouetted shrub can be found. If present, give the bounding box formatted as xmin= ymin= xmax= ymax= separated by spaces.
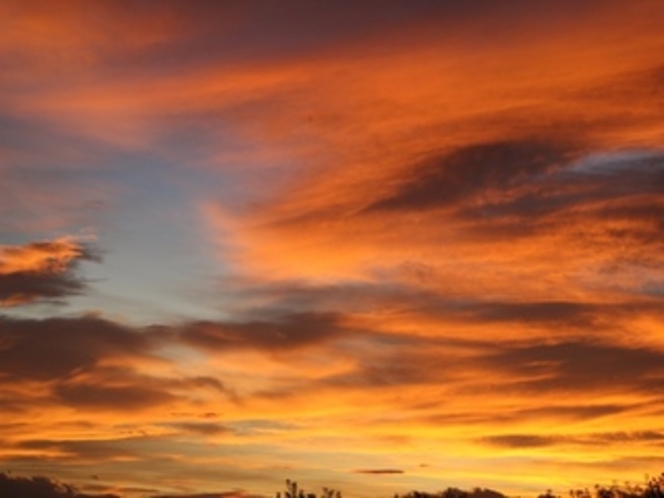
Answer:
xmin=0 ymin=472 xmax=118 ymax=498
xmin=277 ymin=479 xmax=342 ymax=498
xmin=567 ymin=474 xmax=664 ymax=498
xmin=397 ymin=486 xmax=505 ymax=498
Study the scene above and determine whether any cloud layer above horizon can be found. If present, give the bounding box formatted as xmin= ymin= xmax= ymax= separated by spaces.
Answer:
xmin=1 ymin=1 xmax=664 ymax=497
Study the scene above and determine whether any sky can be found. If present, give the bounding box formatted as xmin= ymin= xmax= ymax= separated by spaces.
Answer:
xmin=1 ymin=1 xmax=664 ymax=497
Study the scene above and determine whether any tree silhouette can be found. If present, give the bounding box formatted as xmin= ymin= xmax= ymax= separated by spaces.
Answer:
xmin=0 ymin=472 xmax=118 ymax=498
xmin=277 ymin=479 xmax=341 ymax=498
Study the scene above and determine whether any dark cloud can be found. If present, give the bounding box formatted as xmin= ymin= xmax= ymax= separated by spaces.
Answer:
xmin=452 ymin=300 xmax=601 ymax=328
xmin=508 ymin=403 xmax=633 ymax=422
xmin=482 ymin=434 xmax=557 ymax=448
xmin=364 ymin=138 xmax=574 ymax=213
xmin=49 ymin=364 xmax=235 ymax=411
xmin=353 ymin=469 xmax=405 ymax=475
xmin=0 ymin=270 xmax=86 ymax=306
xmin=181 ymin=312 xmax=346 ymax=352
xmin=221 ymin=277 xmax=641 ymax=336
xmin=424 ymin=403 xmax=633 ymax=428
xmin=359 ymin=135 xmax=664 ymax=274
xmin=323 ymin=334 xmax=471 ymax=389
xmin=0 ymin=315 xmax=186 ymax=412
xmin=166 ymin=422 xmax=230 ymax=436
xmin=54 ymin=382 xmax=175 ymax=411
xmin=483 ymin=340 xmax=664 ymax=394
xmin=0 ymin=316 xmax=155 ymax=382
xmin=459 ymin=149 xmax=664 ymax=245
xmin=482 ymin=431 xmax=664 ymax=449
xmin=0 ymin=239 xmax=100 ymax=307
xmin=0 ymin=310 xmax=343 ymax=413
xmin=452 ymin=299 xmax=663 ymax=329
xmin=323 ymin=332 xmax=664 ymax=401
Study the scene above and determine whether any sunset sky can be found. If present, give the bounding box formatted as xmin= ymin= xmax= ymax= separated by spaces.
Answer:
xmin=1 ymin=1 xmax=664 ymax=497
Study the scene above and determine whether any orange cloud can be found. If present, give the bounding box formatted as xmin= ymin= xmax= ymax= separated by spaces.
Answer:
xmin=200 ymin=4 xmax=664 ymax=291
xmin=0 ymin=237 xmax=90 ymax=275
xmin=0 ymin=237 xmax=99 ymax=307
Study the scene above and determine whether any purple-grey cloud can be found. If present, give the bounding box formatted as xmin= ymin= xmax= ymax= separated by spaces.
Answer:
xmin=166 ymin=422 xmax=231 ymax=436
xmin=54 ymin=382 xmax=175 ymax=411
xmin=180 ymin=312 xmax=347 ymax=352
xmin=363 ymin=138 xmax=575 ymax=214
xmin=353 ymin=468 xmax=405 ymax=475
xmin=0 ymin=316 xmax=154 ymax=382
xmin=482 ymin=431 xmax=664 ymax=449
xmin=483 ymin=340 xmax=664 ymax=394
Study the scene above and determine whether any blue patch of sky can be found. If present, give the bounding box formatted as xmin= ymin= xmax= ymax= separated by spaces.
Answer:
xmin=569 ymin=148 xmax=664 ymax=174
xmin=68 ymin=152 xmax=235 ymax=325
xmin=1 ymin=108 xmax=315 ymax=324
